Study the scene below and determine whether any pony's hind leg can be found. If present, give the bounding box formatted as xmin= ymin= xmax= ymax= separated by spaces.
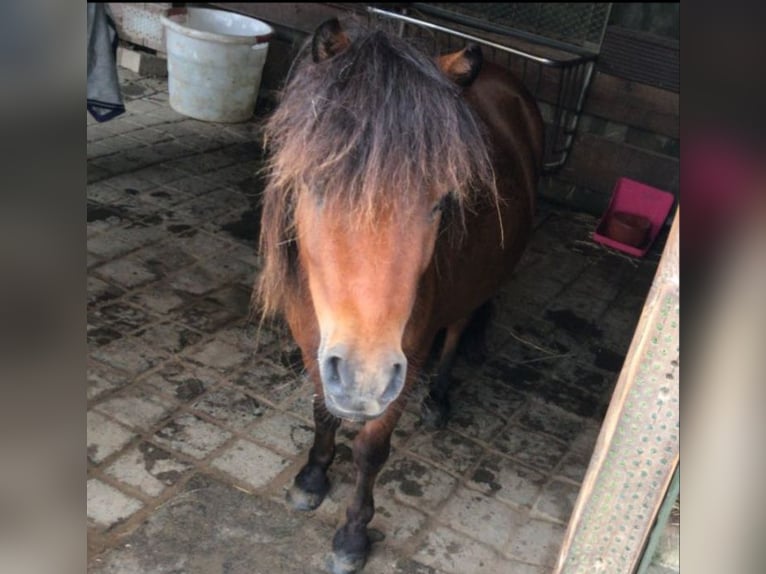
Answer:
xmin=421 ymin=301 xmax=493 ymax=429
xmin=287 ymin=394 xmax=340 ymax=511
xmin=421 ymin=317 xmax=468 ymax=429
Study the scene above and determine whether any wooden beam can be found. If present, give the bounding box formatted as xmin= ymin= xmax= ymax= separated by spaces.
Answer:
xmin=584 ymin=73 xmax=679 ymax=139
xmin=516 ymin=68 xmax=678 ymax=139
xmin=209 ymin=3 xmax=353 ymax=34
xmin=558 ymin=133 xmax=679 ymax=196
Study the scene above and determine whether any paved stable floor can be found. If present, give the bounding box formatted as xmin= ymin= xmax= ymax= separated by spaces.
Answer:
xmin=87 ymin=69 xmax=674 ymax=574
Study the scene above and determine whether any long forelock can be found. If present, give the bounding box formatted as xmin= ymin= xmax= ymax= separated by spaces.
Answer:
xmin=257 ymin=22 xmax=498 ymax=316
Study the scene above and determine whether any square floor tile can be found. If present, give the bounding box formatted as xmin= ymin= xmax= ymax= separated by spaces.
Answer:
xmin=183 ymin=339 xmax=249 ymax=373
xmin=491 ymin=426 xmax=568 ymax=474
xmin=413 ymin=526 xmax=504 ymax=574
xmin=533 ymin=479 xmax=579 ymax=524
xmin=87 ymin=411 xmax=135 ymax=464
xmin=90 ymin=336 xmax=169 ymax=377
xmin=105 ymin=441 xmax=192 ymax=497
xmin=406 ymin=430 xmax=483 ymax=475
xmin=125 ymin=282 xmax=192 ymax=316
xmin=445 ymin=403 xmax=505 ymax=442
xmin=516 ymin=399 xmax=586 ymax=444
xmin=190 ymin=386 xmax=269 ymax=431
xmin=377 ymin=456 xmax=457 ymax=512
xmin=87 ymin=277 xmax=125 ymax=308
xmin=211 ymin=439 xmax=291 ymax=490
xmin=87 ymin=479 xmax=143 ymax=528
xmin=153 ymin=413 xmax=232 ymax=459
xmin=233 ymin=359 xmax=306 ymax=407
xmin=95 ymin=387 xmax=176 ymax=432
xmin=438 ymin=486 xmax=525 ymax=552
xmin=371 ymin=492 xmax=428 ymax=545
xmin=91 ymin=302 xmax=155 ymax=335
xmin=94 ymin=255 xmax=159 ymax=290
xmin=141 ymin=360 xmax=221 ymax=402
xmin=133 ymin=321 xmax=204 ymax=356
xmin=503 ymin=517 xmax=565 ymax=566
xmin=88 ymin=361 xmax=130 ymax=402
xmin=248 ymin=412 xmax=314 ymax=457
xmin=467 ymin=453 xmax=547 ymax=509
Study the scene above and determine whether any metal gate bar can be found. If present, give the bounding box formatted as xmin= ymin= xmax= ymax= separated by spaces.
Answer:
xmin=367 ymin=6 xmax=603 ymax=173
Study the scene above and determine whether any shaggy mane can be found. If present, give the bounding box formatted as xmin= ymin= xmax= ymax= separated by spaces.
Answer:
xmin=256 ymin=21 xmax=498 ymax=318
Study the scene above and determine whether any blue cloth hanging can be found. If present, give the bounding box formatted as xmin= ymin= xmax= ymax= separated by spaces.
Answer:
xmin=87 ymin=4 xmax=125 ymax=122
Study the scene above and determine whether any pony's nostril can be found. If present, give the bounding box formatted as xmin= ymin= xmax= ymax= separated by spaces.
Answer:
xmin=380 ymin=362 xmax=405 ymax=403
xmin=327 ymin=357 xmax=341 ymax=383
xmin=325 ymin=355 xmax=343 ymax=389
xmin=329 ymin=356 xmax=341 ymax=380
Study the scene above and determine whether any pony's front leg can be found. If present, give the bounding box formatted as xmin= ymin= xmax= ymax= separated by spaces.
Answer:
xmin=287 ymin=393 xmax=341 ymax=510
xmin=328 ymin=408 xmax=401 ymax=574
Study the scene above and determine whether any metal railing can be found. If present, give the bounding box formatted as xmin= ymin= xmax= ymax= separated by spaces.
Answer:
xmin=367 ymin=4 xmax=612 ymax=173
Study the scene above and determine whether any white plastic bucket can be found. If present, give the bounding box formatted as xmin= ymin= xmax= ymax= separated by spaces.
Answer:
xmin=161 ymin=8 xmax=273 ymax=122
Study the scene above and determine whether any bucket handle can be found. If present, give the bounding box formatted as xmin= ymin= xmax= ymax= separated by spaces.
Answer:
xmin=251 ymin=35 xmax=273 ymax=46
xmin=166 ymin=6 xmax=187 ymax=18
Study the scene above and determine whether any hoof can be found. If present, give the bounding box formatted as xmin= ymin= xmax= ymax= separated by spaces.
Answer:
xmin=420 ymin=396 xmax=449 ymax=430
xmin=286 ymin=482 xmax=327 ymax=511
xmin=287 ymin=465 xmax=331 ymax=511
xmin=326 ymin=551 xmax=367 ymax=574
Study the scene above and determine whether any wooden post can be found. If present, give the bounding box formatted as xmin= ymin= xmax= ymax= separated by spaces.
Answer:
xmin=554 ymin=210 xmax=679 ymax=573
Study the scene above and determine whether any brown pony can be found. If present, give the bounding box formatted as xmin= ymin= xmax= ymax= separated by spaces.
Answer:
xmin=257 ymin=18 xmax=543 ymax=574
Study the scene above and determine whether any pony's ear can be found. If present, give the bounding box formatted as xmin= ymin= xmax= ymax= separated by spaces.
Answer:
xmin=437 ymin=44 xmax=483 ymax=87
xmin=312 ymin=18 xmax=351 ymax=63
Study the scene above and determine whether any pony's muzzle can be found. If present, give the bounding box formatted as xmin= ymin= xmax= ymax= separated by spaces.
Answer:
xmin=320 ymin=345 xmax=407 ymax=420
